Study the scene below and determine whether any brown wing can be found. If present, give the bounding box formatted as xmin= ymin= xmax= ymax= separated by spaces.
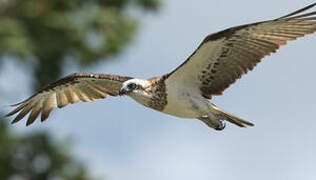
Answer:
xmin=166 ymin=3 xmax=316 ymax=98
xmin=6 ymin=73 xmax=133 ymax=126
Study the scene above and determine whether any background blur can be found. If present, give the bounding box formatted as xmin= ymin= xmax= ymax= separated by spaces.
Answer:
xmin=1 ymin=0 xmax=316 ymax=179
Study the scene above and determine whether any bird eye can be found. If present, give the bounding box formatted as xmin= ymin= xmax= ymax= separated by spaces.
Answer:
xmin=128 ymin=83 xmax=137 ymax=89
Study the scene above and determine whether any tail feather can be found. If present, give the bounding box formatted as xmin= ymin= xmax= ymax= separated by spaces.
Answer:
xmin=212 ymin=106 xmax=255 ymax=127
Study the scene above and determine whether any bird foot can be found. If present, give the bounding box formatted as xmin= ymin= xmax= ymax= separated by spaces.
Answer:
xmin=214 ymin=121 xmax=226 ymax=131
xmin=198 ymin=116 xmax=226 ymax=131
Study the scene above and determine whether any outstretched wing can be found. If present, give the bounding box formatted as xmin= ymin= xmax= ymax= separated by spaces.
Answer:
xmin=6 ymin=73 xmax=132 ymax=125
xmin=166 ymin=3 xmax=316 ymax=98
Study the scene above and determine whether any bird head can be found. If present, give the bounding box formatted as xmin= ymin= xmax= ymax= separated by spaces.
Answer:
xmin=119 ymin=79 xmax=151 ymax=96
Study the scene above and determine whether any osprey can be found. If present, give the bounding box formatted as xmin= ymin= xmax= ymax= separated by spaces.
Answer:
xmin=6 ymin=3 xmax=316 ymax=130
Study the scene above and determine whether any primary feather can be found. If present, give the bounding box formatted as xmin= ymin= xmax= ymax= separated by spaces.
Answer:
xmin=6 ymin=73 xmax=132 ymax=126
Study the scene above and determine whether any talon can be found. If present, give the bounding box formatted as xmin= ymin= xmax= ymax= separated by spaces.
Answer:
xmin=215 ymin=121 xmax=226 ymax=131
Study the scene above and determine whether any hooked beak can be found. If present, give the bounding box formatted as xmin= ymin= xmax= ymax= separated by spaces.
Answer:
xmin=119 ymin=88 xmax=130 ymax=96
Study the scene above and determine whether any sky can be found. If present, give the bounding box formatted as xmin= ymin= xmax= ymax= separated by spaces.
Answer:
xmin=2 ymin=0 xmax=316 ymax=179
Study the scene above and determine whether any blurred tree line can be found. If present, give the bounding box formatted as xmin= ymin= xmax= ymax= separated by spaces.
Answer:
xmin=0 ymin=119 xmax=92 ymax=180
xmin=0 ymin=0 xmax=160 ymax=179
xmin=0 ymin=0 xmax=160 ymax=90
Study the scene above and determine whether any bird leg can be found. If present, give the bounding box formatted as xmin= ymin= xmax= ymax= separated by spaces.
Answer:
xmin=198 ymin=115 xmax=226 ymax=131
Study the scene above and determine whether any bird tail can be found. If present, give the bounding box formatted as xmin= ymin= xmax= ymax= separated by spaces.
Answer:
xmin=212 ymin=105 xmax=255 ymax=128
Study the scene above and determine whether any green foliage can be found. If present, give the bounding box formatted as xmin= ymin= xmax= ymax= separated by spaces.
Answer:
xmin=0 ymin=0 xmax=161 ymax=178
xmin=0 ymin=0 xmax=160 ymax=90
xmin=0 ymin=118 xmax=94 ymax=180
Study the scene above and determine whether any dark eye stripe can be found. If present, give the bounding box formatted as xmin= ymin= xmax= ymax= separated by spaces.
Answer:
xmin=128 ymin=83 xmax=137 ymax=89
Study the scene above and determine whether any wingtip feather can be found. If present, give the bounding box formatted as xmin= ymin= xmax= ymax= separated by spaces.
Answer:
xmin=277 ymin=3 xmax=316 ymax=20
xmin=6 ymin=103 xmax=27 ymax=117
xmin=11 ymin=117 xmax=22 ymax=124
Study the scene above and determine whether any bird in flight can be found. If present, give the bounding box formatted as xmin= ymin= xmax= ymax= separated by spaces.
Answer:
xmin=6 ymin=3 xmax=316 ymax=130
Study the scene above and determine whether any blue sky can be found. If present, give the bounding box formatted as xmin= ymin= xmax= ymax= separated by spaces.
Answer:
xmin=2 ymin=0 xmax=316 ymax=179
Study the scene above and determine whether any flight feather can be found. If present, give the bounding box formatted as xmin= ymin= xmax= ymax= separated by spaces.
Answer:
xmin=166 ymin=3 xmax=316 ymax=98
xmin=6 ymin=73 xmax=132 ymax=125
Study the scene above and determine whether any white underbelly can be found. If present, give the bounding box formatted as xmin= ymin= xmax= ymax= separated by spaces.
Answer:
xmin=162 ymin=102 xmax=201 ymax=118
xmin=161 ymin=87 xmax=208 ymax=119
